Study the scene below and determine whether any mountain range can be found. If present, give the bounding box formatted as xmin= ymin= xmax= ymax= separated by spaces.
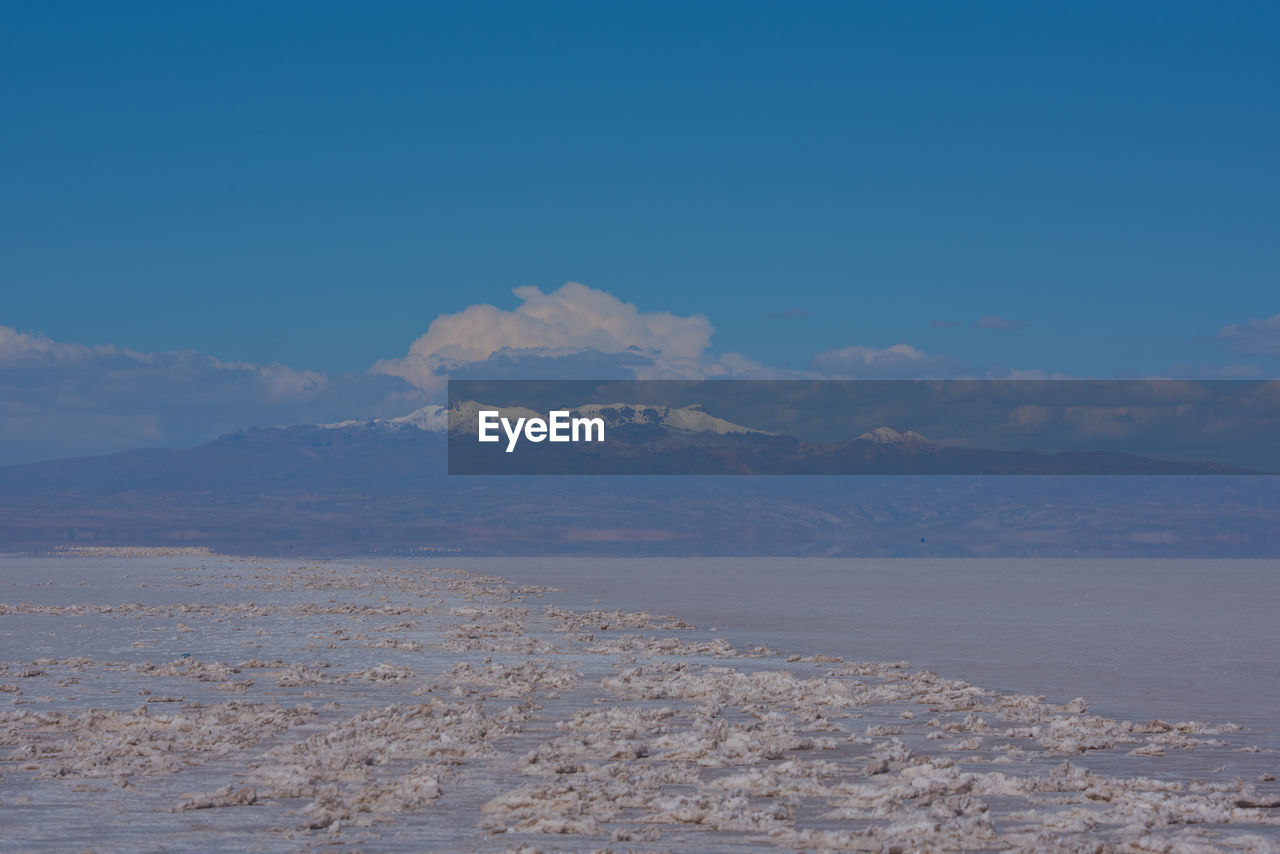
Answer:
xmin=441 ymin=400 xmax=1254 ymax=475
xmin=0 ymin=401 xmax=1274 ymax=556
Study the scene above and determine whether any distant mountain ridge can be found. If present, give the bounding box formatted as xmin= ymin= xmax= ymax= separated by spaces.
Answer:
xmin=437 ymin=402 xmax=1251 ymax=475
xmin=320 ymin=401 xmax=776 ymax=438
xmin=302 ymin=401 xmax=1254 ymax=476
xmin=320 ymin=404 xmax=448 ymax=432
xmin=0 ymin=400 xmax=1273 ymax=556
xmin=0 ymin=400 xmax=1256 ymax=497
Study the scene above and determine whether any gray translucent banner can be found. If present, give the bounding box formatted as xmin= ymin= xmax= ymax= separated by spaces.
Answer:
xmin=447 ymin=380 xmax=1280 ymax=475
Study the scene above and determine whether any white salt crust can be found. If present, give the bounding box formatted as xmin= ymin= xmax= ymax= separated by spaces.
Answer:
xmin=0 ymin=556 xmax=1276 ymax=852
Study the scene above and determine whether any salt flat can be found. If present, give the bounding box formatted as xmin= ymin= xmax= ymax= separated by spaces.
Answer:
xmin=465 ymin=557 xmax=1280 ymax=750
xmin=1 ymin=553 xmax=1278 ymax=852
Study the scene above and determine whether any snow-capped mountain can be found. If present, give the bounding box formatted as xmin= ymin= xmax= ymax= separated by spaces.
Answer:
xmin=854 ymin=426 xmax=933 ymax=446
xmin=302 ymin=403 xmax=1247 ymax=478
xmin=444 ymin=400 xmax=543 ymax=432
xmin=319 ymin=405 xmax=449 ymax=432
xmin=323 ymin=400 xmax=775 ymax=437
xmin=321 ymin=401 xmax=944 ymax=446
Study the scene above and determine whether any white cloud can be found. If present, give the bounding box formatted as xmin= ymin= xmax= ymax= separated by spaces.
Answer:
xmin=373 ymin=282 xmax=770 ymax=390
xmin=1003 ymin=369 xmax=1075 ymax=380
xmin=412 ymin=282 xmax=710 ymax=361
xmin=1161 ymin=362 xmax=1269 ymax=379
xmin=0 ymin=326 xmax=336 ymax=401
xmin=1216 ymin=313 xmax=1280 ymax=357
xmin=808 ymin=343 xmax=965 ymax=378
xmin=373 ymin=284 xmax=1050 ymax=388
xmin=0 ymin=325 xmax=122 ymax=365
xmin=972 ymin=314 xmax=1026 ymax=331
xmin=0 ymin=325 xmax=422 ymax=464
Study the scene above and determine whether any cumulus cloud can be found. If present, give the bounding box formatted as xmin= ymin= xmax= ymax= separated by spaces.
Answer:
xmin=0 ymin=326 xmax=423 ymax=465
xmin=412 ymin=283 xmax=710 ymax=361
xmin=372 ymin=282 xmax=769 ymax=390
xmin=1216 ymin=313 xmax=1280 ymax=357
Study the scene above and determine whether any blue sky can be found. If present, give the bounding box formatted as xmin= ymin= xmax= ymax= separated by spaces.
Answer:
xmin=2 ymin=2 xmax=1280 ymax=460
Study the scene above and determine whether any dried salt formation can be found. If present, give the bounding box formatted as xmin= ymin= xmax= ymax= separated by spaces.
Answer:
xmin=1 ymin=555 xmax=1277 ymax=852
xmin=4 ymin=701 xmax=316 ymax=782
xmin=544 ymin=605 xmax=695 ymax=636
xmin=247 ymin=699 xmax=531 ymax=828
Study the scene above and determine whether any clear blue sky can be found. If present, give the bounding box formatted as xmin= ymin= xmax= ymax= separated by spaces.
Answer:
xmin=4 ymin=1 xmax=1278 ymax=377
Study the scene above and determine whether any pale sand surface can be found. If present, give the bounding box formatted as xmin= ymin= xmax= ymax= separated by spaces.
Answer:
xmin=1 ymin=553 xmax=1277 ymax=852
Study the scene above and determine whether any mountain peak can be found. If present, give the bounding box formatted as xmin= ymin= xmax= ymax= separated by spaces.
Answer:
xmin=318 ymin=404 xmax=447 ymax=432
xmin=855 ymin=426 xmax=933 ymax=445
